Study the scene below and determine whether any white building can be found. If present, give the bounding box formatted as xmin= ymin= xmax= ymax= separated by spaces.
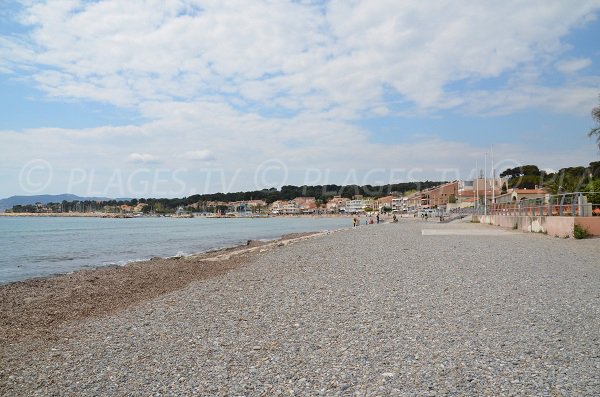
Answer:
xmin=347 ymin=199 xmax=364 ymax=213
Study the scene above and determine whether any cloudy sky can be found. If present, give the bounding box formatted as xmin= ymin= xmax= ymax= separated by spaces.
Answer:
xmin=1 ymin=0 xmax=599 ymax=198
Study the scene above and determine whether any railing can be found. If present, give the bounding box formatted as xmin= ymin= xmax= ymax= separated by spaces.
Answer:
xmin=457 ymin=192 xmax=600 ymax=217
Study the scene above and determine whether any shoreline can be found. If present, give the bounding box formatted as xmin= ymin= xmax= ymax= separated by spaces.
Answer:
xmin=0 ymin=230 xmax=338 ymax=345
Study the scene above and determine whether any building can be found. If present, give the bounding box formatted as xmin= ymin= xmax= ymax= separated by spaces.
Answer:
xmin=292 ymin=197 xmax=317 ymax=214
xmin=326 ymin=196 xmax=348 ymax=213
xmin=270 ymin=200 xmax=287 ymax=214
xmin=283 ymin=201 xmax=300 ymax=214
xmin=133 ymin=203 xmax=148 ymax=213
xmin=229 ymin=200 xmax=267 ymax=214
xmin=392 ymin=196 xmax=404 ymax=212
xmin=405 ymin=191 xmax=421 ymax=212
xmin=494 ymin=188 xmax=547 ymax=204
xmin=426 ymin=182 xmax=459 ymax=209
xmin=347 ymin=196 xmax=364 ymax=213
xmin=362 ymin=197 xmax=375 ymax=211
xmin=457 ymin=177 xmax=508 ymax=207
xmin=375 ymin=196 xmax=393 ymax=211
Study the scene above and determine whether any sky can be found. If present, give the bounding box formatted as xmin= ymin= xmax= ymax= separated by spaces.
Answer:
xmin=1 ymin=0 xmax=599 ymax=198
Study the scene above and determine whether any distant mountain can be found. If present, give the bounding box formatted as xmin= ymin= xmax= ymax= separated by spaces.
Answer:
xmin=0 ymin=194 xmax=112 ymax=211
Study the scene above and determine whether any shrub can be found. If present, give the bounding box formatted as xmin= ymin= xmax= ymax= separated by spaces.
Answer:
xmin=573 ymin=224 xmax=589 ymax=239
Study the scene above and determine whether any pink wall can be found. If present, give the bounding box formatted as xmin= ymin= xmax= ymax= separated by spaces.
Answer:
xmin=545 ymin=217 xmax=575 ymax=238
xmin=575 ymin=218 xmax=600 ymax=236
xmin=475 ymin=215 xmax=600 ymax=238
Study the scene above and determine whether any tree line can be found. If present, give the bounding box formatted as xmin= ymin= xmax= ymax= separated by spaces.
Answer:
xmin=500 ymin=161 xmax=600 ymax=194
xmin=136 ymin=180 xmax=445 ymax=212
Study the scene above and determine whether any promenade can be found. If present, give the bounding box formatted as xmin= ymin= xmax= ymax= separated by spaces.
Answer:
xmin=2 ymin=220 xmax=599 ymax=396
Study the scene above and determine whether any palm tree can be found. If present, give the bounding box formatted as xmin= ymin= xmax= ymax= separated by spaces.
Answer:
xmin=590 ymin=95 xmax=600 ymax=150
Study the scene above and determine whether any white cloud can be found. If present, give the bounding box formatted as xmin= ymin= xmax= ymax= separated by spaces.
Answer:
xmin=460 ymin=84 xmax=600 ymax=116
xmin=2 ymin=1 xmax=598 ymax=115
xmin=128 ymin=153 xmax=160 ymax=164
xmin=180 ymin=150 xmax=216 ymax=162
xmin=556 ymin=58 xmax=592 ymax=73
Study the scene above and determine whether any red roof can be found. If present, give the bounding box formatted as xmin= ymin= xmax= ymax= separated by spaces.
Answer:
xmin=512 ymin=189 xmax=546 ymax=194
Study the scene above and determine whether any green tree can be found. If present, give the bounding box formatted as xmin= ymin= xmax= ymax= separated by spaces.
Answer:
xmin=585 ymin=179 xmax=600 ymax=204
xmin=590 ymin=94 xmax=600 ymax=150
xmin=500 ymin=165 xmax=540 ymax=179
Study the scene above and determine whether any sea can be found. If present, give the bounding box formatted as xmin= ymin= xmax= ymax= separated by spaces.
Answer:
xmin=0 ymin=216 xmax=351 ymax=284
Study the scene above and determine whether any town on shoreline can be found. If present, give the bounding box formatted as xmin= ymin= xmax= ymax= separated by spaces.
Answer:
xmin=3 ymin=161 xmax=599 ymax=222
xmin=0 ymin=176 xmax=541 ymax=217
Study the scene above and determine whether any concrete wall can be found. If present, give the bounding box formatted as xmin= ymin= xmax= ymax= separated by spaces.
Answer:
xmin=575 ymin=217 xmax=600 ymax=236
xmin=474 ymin=214 xmax=600 ymax=238
xmin=545 ymin=217 xmax=576 ymax=238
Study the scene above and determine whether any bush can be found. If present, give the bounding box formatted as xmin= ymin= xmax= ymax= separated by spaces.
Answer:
xmin=573 ymin=224 xmax=589 ymax=239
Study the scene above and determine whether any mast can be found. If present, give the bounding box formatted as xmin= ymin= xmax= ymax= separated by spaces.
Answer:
xmin=491 ymin=145 xmax=495 ymax=214
xmin=475 ymin=159 xmax=479 ymax=212
xmin=484 ymin=153 xmax=487 ymax=216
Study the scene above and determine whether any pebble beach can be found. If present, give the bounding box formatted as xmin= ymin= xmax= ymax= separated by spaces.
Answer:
xmin=1 ymin=219 xmax=599 ymax=396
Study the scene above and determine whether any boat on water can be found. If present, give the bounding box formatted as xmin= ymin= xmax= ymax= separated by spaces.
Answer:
xmin=172 ymin=206 xmax=193 ymax=218
xmin=171 ymin=213 xmax=193 ymax=218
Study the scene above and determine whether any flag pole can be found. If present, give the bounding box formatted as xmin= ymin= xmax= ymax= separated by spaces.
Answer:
xmin=475 ymin=160 xmax=479 ymax=212
xmin=491 ymin=145 xmax=495 ymax=215
xmin=484 ymin=153 xmax=487 ymax=217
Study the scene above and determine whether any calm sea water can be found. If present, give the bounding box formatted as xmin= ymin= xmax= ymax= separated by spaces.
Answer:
xmin=0 ymin=216 xmax=351 ymax=284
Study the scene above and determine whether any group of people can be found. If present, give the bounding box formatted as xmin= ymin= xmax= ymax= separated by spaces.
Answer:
xmin=352 ymin=213 xmax=387 ymax=227
xmin=352 ymin=213 xmax=400 ymax=227
xmin=419 ymin=212 xmax=444 ymax=222
xmin=351 ymin=212 xmax=444 ymax=226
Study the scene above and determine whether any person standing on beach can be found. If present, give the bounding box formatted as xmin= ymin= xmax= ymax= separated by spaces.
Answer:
xmin=376 ymin=214 xmax=380 ymax=224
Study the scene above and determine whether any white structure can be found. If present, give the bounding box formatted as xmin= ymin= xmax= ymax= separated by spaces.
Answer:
xmin=392 ymin=196 xmax=409 ymax=212
xmin=347 ymin=199 xmax=364 ymax=213
xmin=283 ymin=201 xmax=300 ymax=214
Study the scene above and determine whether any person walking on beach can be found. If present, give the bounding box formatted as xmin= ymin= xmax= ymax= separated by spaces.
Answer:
xmin=376 ymin=214 xmax=380 ymax=224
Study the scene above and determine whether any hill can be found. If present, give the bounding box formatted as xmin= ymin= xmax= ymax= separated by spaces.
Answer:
xmin=0 ymin=194 xmax=111 ymax=211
